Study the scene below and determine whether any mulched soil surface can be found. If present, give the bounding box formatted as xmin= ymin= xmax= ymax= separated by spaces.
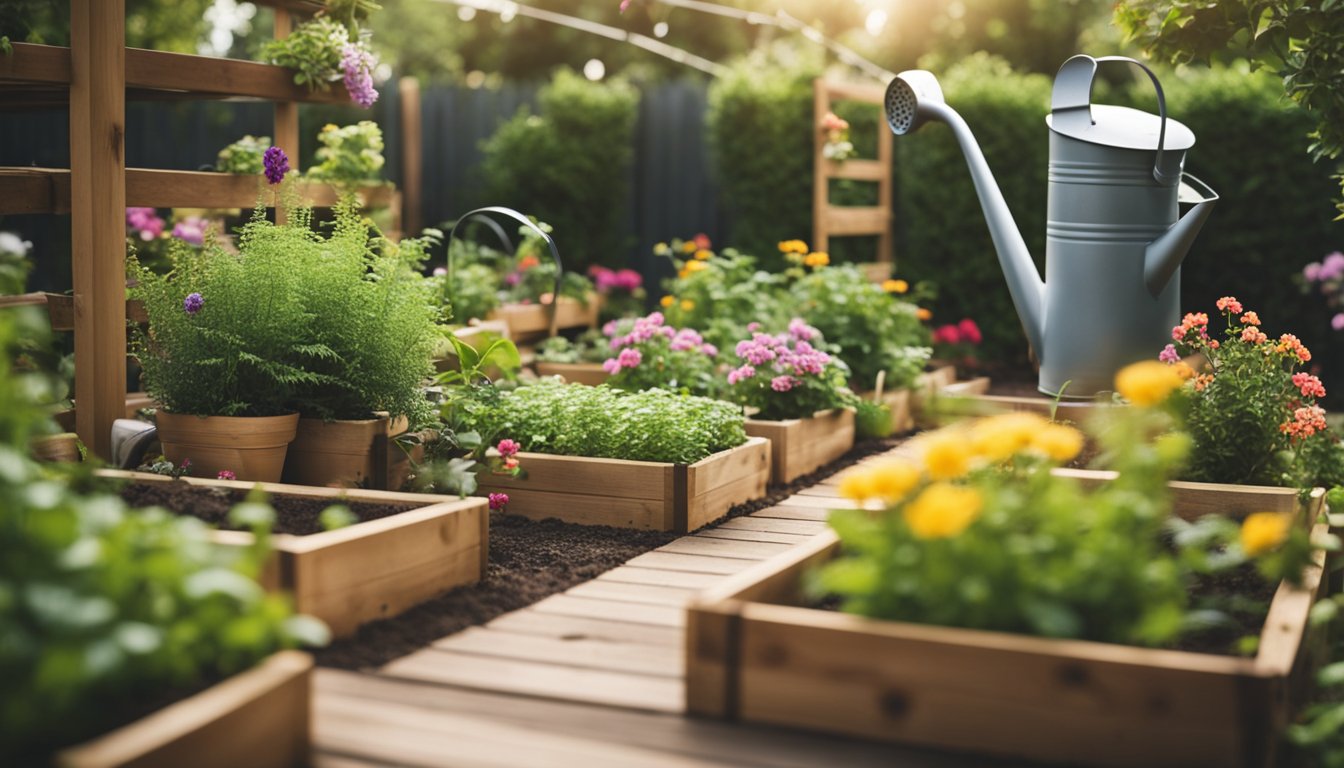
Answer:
xmin=119 ymin=482 xmax=420 ymax=536
xmin=313 ymin=435 xmax=905 ymax=670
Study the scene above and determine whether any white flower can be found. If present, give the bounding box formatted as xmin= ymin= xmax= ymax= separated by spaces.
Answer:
xmin=0 ymin=232 xmax=32 ymax=257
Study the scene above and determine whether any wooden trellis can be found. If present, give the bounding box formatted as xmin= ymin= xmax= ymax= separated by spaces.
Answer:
xmin=811 ymin=79 xmax=893 ymax=267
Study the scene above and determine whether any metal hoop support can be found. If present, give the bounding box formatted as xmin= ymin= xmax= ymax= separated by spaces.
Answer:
xmin=446 ymin=206 xmax=565 ymax=337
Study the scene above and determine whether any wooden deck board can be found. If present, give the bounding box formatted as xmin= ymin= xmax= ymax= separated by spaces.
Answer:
xmin=595 ymin=566 xmax=727 ymax=589
xmin=657 ymin=536 xmax=795 ymax=560
xmin=485 ymin=610 xmax=684 ymax=646
xmin=529 ymin=594 xmax=687 ymax=628
xmin=695 ymin=527 xmax=817 ymax=545
xmin=624 ymin=551 xmax=758 ymax=575
xmin=717 ymin=516 xmax=829 ymax=535
xmin=432 ymin=626 xmax=684 ymax=678
xmin=567 ymin=579 xmax=698 ymax=606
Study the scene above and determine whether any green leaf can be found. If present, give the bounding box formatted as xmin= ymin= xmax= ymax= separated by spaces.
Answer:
xmin=282 ymin=615 xmax=332 ymax=647
xmin=319 ymin=505 xmax=357 ymax=531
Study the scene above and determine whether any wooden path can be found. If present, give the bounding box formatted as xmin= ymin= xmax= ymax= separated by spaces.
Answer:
xmin=310 ymin=442 xmax=1011 ymax=767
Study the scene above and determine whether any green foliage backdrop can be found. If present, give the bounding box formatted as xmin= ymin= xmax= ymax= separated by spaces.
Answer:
xmin=480 ymin=69 xmax=638 ymax=271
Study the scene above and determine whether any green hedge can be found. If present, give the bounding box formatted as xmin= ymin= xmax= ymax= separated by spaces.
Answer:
xmin=480 ymin=69 xmax=638 ymax=270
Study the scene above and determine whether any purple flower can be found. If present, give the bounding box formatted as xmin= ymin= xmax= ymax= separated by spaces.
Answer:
xmin=183 ymin=292 xmax=204 ymax=316
xmin=771 ymin=375 xmax=796 ymax=392
xmin=341 ymin=43 xmax=379 ymax=108
xmin=263 ymin=146 xmax=289 ymax=185
xmin=1333 ymin=313 xmax=1344 ymax=331
xmin=1158 ymin=344 xmax=1180 ymax=363
xmin=488 ymin=492 xmax=509 ymax=511
xmin=172 ymin=216 xmax=207 ymax=246
xmin=1321 ymin=252 xmax=1344 ymax=281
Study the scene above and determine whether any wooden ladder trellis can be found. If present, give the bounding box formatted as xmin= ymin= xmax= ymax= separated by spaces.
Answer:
xmin=811 ymin=79 xmax=893 ymax=269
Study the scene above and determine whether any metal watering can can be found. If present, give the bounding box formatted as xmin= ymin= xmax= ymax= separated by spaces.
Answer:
xmin=885 ymin=54 xmax=1219 ymax=396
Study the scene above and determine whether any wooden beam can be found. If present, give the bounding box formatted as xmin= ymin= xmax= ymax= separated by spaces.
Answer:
xmin=821 ymin=205 xmax=890 ymax=237
xmin=273 ymin=8 xmax=300 ymax=225
xmin=0 ymin=43 xmax=72 ymax=84
xmin=812 ymin=79 xmax=829 ymax=253
xmin=398 ymin=77 xmax=423 ymax=235
xmin=69 ymin=0 xmax=128 ymax=461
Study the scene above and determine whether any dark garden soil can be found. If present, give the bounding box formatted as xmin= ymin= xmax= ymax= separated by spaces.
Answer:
xmin=119 ymin=482 xmax=420 ymax=536
xmin=313 ymin=435 xmax=906 ymax=670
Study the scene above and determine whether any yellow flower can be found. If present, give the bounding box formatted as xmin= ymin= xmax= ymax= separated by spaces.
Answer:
xmin=653 ymin=241 xmax=670 ymax=256
xmin=903 ymin=483 xmax=982 ymax=539
xmin=866 ymin=460 xmax=922 ymax=503
xmin=777 ymin=239 xmax=809 ymax=254
xmin=837 ymin=469 xmax=876 ymax=502
xmin=882 ymin=279 xmax=909 ymax=294
xmin=681 ymin=241 xmax=697 ymax=253
xmin=694 ymin=249 xmax=713 ymax=261
xmin=1240 ymin=512 xmax=1292 ymax=556
xmin=804 ymin=251 xmax=830 ymax=268
xmin=680 ymin=299 xmax=695 ymax=311
xmin=1031 ymin=423 xmax=1084 ymax=463
xmin=970 ymin=413 xmax=1047 ymax=462
xmin=923 ymin=432 xmax=973 ymax=480
xmin=916 ymin=307 xmax=932 ymax=321
xmin=660 ymin=295 xmax=675 ymax=308
xmin=684 ymin=260 xmax=707 ymax=274
xmin=322 ymin=123 xmax=338 ymax=132
xmin=1115 ymin=360 xmax=1184 ymax=407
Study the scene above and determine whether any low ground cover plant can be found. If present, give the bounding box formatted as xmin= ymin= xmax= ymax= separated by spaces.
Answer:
xmin=1160 ymin=296 xmax=1342 ymax=489
xmin=818 ymin=365 xmax=1332 ymax=647
xmin=468 ymin=379 xmax=747 ymax=465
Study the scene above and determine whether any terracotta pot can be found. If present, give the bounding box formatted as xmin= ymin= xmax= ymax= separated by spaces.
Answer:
xmin=156 ymin=412 xmax=299 ymax=483
xmin=282 ymin=414 xmax=414 ymax=489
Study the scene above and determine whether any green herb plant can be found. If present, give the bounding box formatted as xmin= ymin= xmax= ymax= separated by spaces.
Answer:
xmin=0 ymin=311 xmax=328 ymax=761
xmin=259 ymin=15 xmax=349 ymax=93
xmin=215 ymin=135 xmax=271 ymax=175
xmin=469 ymin=379 xmax=747 ymax=465
xmin=535 ymin=329 xmax=609 ymax=364
xmin=306 ymin=121 xmax=386 ymax=187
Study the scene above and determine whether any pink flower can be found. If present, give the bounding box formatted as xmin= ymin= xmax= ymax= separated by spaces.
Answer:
xmin=746 ymin=322 xmax=761 ymax=332
xmin=787 ymin=318 xmax=818 ymax=342
xmin=1321 ymin=252 xmax=1344 ymax=281
xmin=1293 ymin=372 xmax=1326 ymax=399
xmin=619 ymin=0 xmax=632 ymax=12
xmin=488 ymin=492 xmax=509 ymax=511
xmin=1333 ymin=313 xmax=1344 ymax=331
xmin=957 ymin=318 xmax=982 ymax=345
xmin=496 ymin=438 xmax=520 ymax=457
xmin=1282 ymin=405 xmax=1328 ymax=440
xmin=1240 ymin=327 xmax=1268 ymax=344
xmin=216 ymin=470 xmax=236 ymax=480
xmin=932 ymin=325 xmax=961 ymax=345
xmin=771 ymin=375 xmax=796 ymax=392
xmin=617 ymin=348 xmax=642 ymax=369
xmin=1240 ymin=311 xmax=1260 ymax=326
xmin=1158 ymin=344 xmax=1179 ymax=363
xmin=341 ymin=43 xmax=379 ymax=108
xmin=171 ymin=216 xmax=208 ymax=245
xmin=1215 ymin=296 xmax=1243 ymax=315
xmin=701 ymin=343 xmax=718 ymax=357
xmin=693 ymin=233 xmax=711 ymax=250
xmin=432 ymin=266 xmax=447 ymax=277
xmin=1304 ymin=262 xmax=1323 ymax=282
xmin=602 ymin=358 xmax=622 ymax=375
xmin=727 ymin=364 xmax=756 ymax=385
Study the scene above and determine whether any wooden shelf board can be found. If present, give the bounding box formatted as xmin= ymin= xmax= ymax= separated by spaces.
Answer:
xmin=0 ymin=167 xmax=397 ymax=214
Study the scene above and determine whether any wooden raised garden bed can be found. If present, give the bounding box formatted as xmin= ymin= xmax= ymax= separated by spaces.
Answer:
xmin=533 ymin=361 xmax=610 ymax=386
xmin=104 ymin=470 xmax=487 ymax=637
xmin=687 ymin=517 xmax=1333 ymax=768
xmin=54 ymin=651 xmax=312 ymax=768
xmin=487 ymin=295 xmax=599 ymax=338
xmin=745 ymin=409 xmax=855 ymax=485
xmin=473 ymin=436 xmax=771 ymax=533
xmin=855 ymin=387 xmax=913 ymax=433
xmin=911 ymin=368 xmax=1105 ymax=426
xmin=1058 ymin=469 xmax=1324 ymax=522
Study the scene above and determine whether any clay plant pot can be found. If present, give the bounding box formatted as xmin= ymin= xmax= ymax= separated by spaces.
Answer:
xmin=282 ymin=414 xmax=413 ymax=489
xmin=155 ymin=412 xmax=299 ymax=483
xmin=30 ymin=432 xmax=82 ymax=462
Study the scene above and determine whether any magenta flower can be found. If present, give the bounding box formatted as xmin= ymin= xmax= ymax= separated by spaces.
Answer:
xmin=496 ymin=438 xmax=520 ymax=458
xmin=771 ymin=375 xmax=796 ymax=392
xmin=488 ymin=492 xmax=509 ymax=511
xmin=1333 ymin=313 xmax=1344 ymax=331
xmin=617 ymin=348 xmax=642 ymax=369
xmin=602 ymin=357 xmax=622 ymax=375
xmin=263 ymin=146 xmax=289 ymax=184
xmin=1158 ymin=344 xmax=1180 ymax=363
xmin=957 ymin=318 xmax=982 ymax=344
xmin=217 ymin=470 xmax=236 ymax=480
xmin=787 ymin=318 xmax=817 ymax=342
xmin=341 ymin=43 xmax=379 ymax=108
xmin=182 ymin=292 xmax=204 ymax=315
xmin=727 ymin=364 xmax=756 ymax=385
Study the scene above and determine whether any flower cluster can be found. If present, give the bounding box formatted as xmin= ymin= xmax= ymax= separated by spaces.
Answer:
xmin=171 ymin=217 xmax=208 ymax=246
xmin=341 ymin=42 xmax=379 ymax=108
xmin=777 ymin=239 xmax=829 ymax=270
xmin=726 ymin=319 xmax=853 ymax=420
xmin=126 ymin=208 xmax=166 ymax=242
xmin=930 ymin=317 xmax=982 ymax=372
xmin=820 ymin=111 xmax=855 ymax=162
xmin=1301 ymin=250 xmax=1344 ymax=330
xmin=263 ymin=146 xmax=289 ymax=185
xmin=601 ymin=311 xmax=719 ymax=397
xmin=182 ymin=292 xmax=204 ymax=316
xmin=588 ymin=265 xmax=646 ymax=321
xmin=816 ymin=362 xmax=1319 ymax=647
xmin=1161 ymin=296 xmax=1335 ymax=487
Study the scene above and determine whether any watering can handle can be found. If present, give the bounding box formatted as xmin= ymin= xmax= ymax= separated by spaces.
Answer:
xmin=1051 ymin=55 xmax=1175 ymax=186
xmin=446 ymin=206 xmax=565 ymax=337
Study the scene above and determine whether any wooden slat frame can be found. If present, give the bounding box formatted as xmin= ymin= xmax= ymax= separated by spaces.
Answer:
xmin=812 ymin=79 xmax=893 ymax=264
xmin=744 ymin=409 xmax=856 ymax=485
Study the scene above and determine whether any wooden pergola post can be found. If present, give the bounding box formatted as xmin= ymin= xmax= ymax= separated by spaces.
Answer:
xmin=272 ymin=7 xmax=299 ymax=224
xmin=69 ymin=0 xmax=127 ymax=460
xmin=398 ymin=76 xmax=422 ymax=236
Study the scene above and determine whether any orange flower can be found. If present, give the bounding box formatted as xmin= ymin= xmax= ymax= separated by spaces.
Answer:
xmin=882 ymin=279 xmax=909 ymax=294
xmin=916 ymin=307 xmax=932 ymax=321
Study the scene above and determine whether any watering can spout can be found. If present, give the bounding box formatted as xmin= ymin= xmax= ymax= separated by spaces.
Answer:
xmin=886 ymin=71 xmax=1046 ymax=353
xmin=1143 ymin=173 xmax=1219 ymax=297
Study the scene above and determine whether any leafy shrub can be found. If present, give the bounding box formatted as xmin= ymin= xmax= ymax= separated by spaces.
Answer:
xmin=0 ymin=312 xmax=326 ymax=759
xmin=656 ymin=237 xmax=788 ymax=353
xmin=215 ymin=135 xmax=270 ymax=175
xmin=437 ymin=218 xmax=595 ymax=323
xmin=306 ymin=121 xmax=385 ymax=185
xmin=480 ymin=69 xmax=638 ymax=270
xmin=791 ymin=264 xmax=931 ymax=391
xmin=535 ymin=329 xmax=608 ymax=364
xmin=475 ymin=379 xmax=746 ymax=464
xmin=439 ymin=262 xmax=500 ymax=324
xmin=706 ymin=44 xmax=819 ymax=267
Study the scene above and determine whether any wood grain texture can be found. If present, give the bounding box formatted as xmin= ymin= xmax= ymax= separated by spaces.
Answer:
xmin=745 ymin=410 xmax=855 ymax=485
xmin=812 ymin=79 xmax=893 ymax=262
xmin=432 ymin=626 xmax=684 ymax=678
xmin=533 ymin=361 xmax=611 ymax=386
xmin=56 ymin=652 xmax=312 ymax=768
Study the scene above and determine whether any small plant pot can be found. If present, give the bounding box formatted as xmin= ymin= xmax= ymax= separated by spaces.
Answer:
xmin=533 ymin=361 xmax=610 ymax=386
xmin=744 ymin=409 xmax=856 ymax=485
xmin=155 ymin=412 xmax=299 ymax=483
xmin=282 ymin=414 xmax=412 ymax=489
